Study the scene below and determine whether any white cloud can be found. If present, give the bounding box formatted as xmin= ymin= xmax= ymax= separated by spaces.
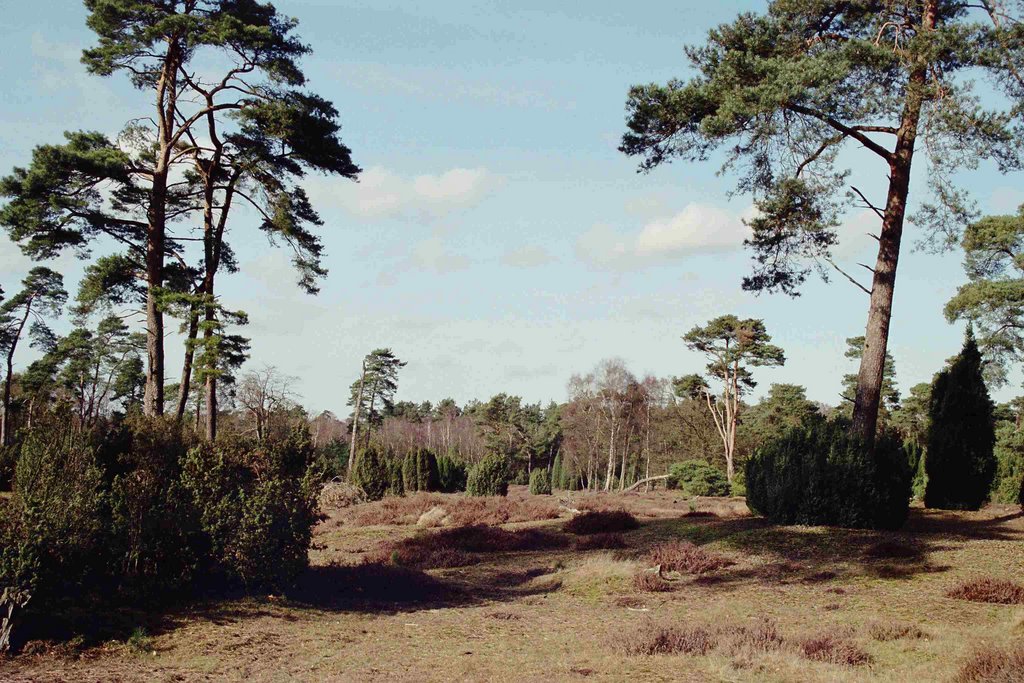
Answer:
xmin=309 ymin=166 xmax=499 ymax=220
xmin=576 ymin=203 xmax=754 ymax=269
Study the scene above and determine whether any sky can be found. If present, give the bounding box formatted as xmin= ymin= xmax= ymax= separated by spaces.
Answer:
xmin=2 ymin=1 xmax=1023 ymax=416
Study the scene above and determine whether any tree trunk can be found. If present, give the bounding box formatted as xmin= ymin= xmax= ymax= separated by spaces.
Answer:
xmin=851 ymin=3 xmax=934 ymax=444
xmin=175 ymin=307 xmax=200 ymax=422
xmin=143 ymin=41 xmax=182 ymax=417
xmin=1 ymin=304 xmax=31 ymax=447
xmin=604 ymin=422 xmax=617 ymax=491
xmin=348 ymin=361 xmax=366 ymax=480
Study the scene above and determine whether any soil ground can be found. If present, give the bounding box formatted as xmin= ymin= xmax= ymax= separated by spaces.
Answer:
xmin=2 ymin=488 xmax=1022 ymax=682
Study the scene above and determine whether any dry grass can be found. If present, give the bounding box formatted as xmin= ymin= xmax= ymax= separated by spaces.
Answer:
xmin=370 ymin=524 xmax=568 ymax=569
xmin=947 ymin=577 xmax=1024 ymax=605
xmin=798 ymin=631 xmax=872 ymax=667
xmin=862 ymin=540 xmax=923 ymax=560
xmin=620 ymin=621 xmax=714 ymax=656
xmin=867 ymin=620 xmax=926 ymax=642
xmin=573 ymin=533 xmax=627 ymax=551
xmin=954 ymin=643 xmax=1024 ymax=683
xmin=563 ymin=510 xmax=639 ymax=535
xmin=647 ymin=540 xmax=733 ymax=575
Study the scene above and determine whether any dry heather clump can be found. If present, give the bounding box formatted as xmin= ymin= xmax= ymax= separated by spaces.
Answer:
xmin=954 ymin=643 xmax=1024 ymax=683
xmin=621 ymin=621 xmax=714 ymax=656
xmin=574 ymin=533 xmax=627 ymax=550
xmin=345 ymin=492 xmax=562 ymax=528
xmin=947 ymin=577 xmax=1024 ymax=605
xmin=799 ymin=632 xmax=872 ymax=667
xmin=720 ymin=617 xmax=786 ymax=657
xmin=370 ymin=524 xmax=569 ymax=570
xmin=648 ymin=540 xmax=733 ymax=575
xmin=446 ymin=495 xmax=561 ymax=526
xmin=632 ymin=570 xmax=675 ymax=593
xmin=318 ymin=481 xmax=364 ymax=509
xmin=867 ymin=621 xmax=926 ymax=642
xmin=564 ymin=510 xmax=640 ymax=535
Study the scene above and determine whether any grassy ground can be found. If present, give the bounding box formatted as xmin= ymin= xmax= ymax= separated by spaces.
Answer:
xmin=2 ymin=488 xmax=1022 ymax=682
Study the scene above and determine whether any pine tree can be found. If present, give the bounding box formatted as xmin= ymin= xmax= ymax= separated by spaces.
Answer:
xmin=925 ymin=330 xmax=996 ymax=510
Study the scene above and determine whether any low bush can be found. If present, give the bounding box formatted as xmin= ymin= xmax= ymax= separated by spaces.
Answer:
xmin=730 ymin=469 xmax=746 ymax=497
xmin=621 ymin=621 xmax=714 ymax=656
xmin=721 ymin=618 xmax=785 ymax=657
xmin=867 ymin=621 xmax=925 ymax=642
xmin=437 ymin=455 xmax=467 ymax=493
xmin=745 ymin=417 xmax=911 ymax=529
xmin=466 ymin=454 xmax=511 ymax=497
xmin=954 ymin=643 xmax=1024 ymax=683
xmin=946 ymin=577 xmax=1024 ymax=604
xmin=563 ymin=510 xmax=639 ymax=535
xmin=181 ymin=431 xmax=324 ymax=589
xmin=373 ymin=524 xmax=568 ymax=569
xmin=798 ymin=632 xmax=872 ymax=666
xmin=632 ymin=570 xmax=674 ymax=593
xmin=529 ymin=468 xmax=552 ymax=495
xmin=350 ymin=447 xmax=388 ymax=501
xmin=667 ymin=460 xmax=730 ymax=497
xmin=647 ymin=540 xmax=732 ymax=575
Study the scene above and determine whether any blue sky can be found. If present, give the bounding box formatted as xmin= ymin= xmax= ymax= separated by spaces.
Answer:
xmin=2 ymin=1 xmax=1022 ymax=415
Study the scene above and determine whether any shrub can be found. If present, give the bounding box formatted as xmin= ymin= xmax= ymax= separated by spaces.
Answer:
xmin=621 ymin=621 xmax=713 ymax=656
xmin=529 ymin=468 xmax=552 ymax=495
xmin=8 ymin=426 xmax=106 ymax=599
xmin=925 ymin=333 xmax=996 ymax=510
xmin=867 ymin=621 xmax=925 ymax=642
xmin=351 ymin=446 xmax=388 ymax=501
xmin=0 ymin=443 xmax=19 ymax=491
xmin=667 ymin=460 xmax=730 ymax=496
xmin=798 ymin=632 xmax=872 ymax=666
xmin=103 ymin=417 xmax=203 ymax=594
xmin=632 ymin=570 xmax=674 ymax=593
xmin=991 ymin=423 xmax=1024 ymax=504
xmin=563 ymin=510 xmax=639 ymax=535
xmin=399 ymin=448 xmax=440 ymax=491
xmin=955 ymin=643 xmax=1024 ymax=683
xmin=647 ymin=540 xmax=732 ymax=575
xmin=730 ymin=469 xmax=746 ymax=497
xmin=374 ymin=524 xmax=567 ymax=569
xmin=181 ymin=431 xmax=324 ymax=589
xmin=946 ymin=577 xmax=1024 ymax=604
xmin=466 ymin=454 xmax=511 ymax=497
xmin=437 ymin=455 xmax=467 ymax=493
xmin=745 ymin=416 xmax=911 ymax=529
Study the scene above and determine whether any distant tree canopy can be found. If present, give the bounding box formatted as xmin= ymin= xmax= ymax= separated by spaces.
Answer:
xmin=945 ymin=206 xmax=1024 ymax=385
xmin=622 ymin=0 xmax=1024 ymax=442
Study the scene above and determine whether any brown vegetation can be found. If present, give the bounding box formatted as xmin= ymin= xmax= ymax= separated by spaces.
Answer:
xmin=954 ymin=643 xmax=1024 ymax=683
xmin=632 ymin=570 xmax=674 ymax=593
xmin=369 ymin=525 xmax=569 ymax=570
xmin=647 ymin=540 xmax=733 ymax=575
xmin=947 ymin=577 xmax=1024 ymax=605
xmin=798 ymin=631 xmax=872 ymax=666
xmin=563 ymin=510 xmax=639 ymax=535
xmin=340 ymin=492 xmax=562 ymax=528
xmin=620 ymin=621 xmax=714 ymax=656
xmin=867 ymin=620 xmax=925 ymax=642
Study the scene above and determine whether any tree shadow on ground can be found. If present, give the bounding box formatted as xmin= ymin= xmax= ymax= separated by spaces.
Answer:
xmin=619 ymin=507 xmax=1024 ymax=593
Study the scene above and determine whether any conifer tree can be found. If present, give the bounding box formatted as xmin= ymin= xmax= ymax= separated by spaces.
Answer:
xmin=925 ymin=330 xmax=996 ymax=510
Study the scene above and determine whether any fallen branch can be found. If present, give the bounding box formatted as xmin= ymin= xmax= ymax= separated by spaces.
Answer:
xmin=625 ymin=474 xmax=669 ymax=493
